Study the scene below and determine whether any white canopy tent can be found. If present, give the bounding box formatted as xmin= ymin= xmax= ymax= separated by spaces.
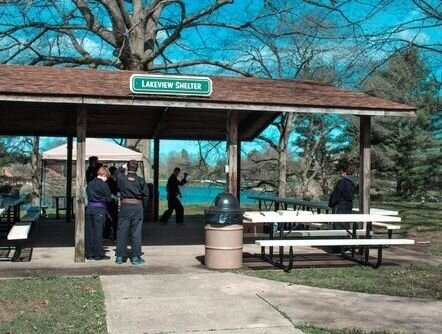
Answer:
xmin=42 ymin=138 xmax=143 ymax=162
xmin=41 ymin=138 xmax=144 ymax=218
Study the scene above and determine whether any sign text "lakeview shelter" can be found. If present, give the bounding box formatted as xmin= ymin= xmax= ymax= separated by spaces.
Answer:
xmin=130 ymin=74 xmax=212 ymax=96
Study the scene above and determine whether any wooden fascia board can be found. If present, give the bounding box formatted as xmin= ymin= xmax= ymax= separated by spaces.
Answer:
xmin=0 ymin=94 xmax=416 ymax=117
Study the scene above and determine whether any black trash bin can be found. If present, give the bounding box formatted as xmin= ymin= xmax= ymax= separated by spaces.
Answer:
xmin=204 ymin=192 xmax=244 ymax=269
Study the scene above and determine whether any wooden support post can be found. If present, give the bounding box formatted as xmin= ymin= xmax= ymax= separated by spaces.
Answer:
xmin=66 ymin=136 xmax=73 ymax=222
xmin=227 ymin=111 xmax=238 ymax=197
xmin=75 ymin=106 xmax=86 ymax=262
xmin=359 ymin=116 xmax=371 ymax=215
xmin=153 ymin=137 xmax=160 ymax=221
xmin=237 ymin=140 xmax=241 ymax=203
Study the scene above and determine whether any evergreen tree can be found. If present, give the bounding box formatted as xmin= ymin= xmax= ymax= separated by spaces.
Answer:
xmin=361 ymin=47 xmax=441 ymax=198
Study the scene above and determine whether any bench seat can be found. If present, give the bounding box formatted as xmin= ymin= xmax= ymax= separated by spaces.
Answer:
xmin=286 ymin=229 xmax=369 ymax=238
xmin=7 ymin=222 xmax=32 ymax=241
xmin=0 ymin=222 xmax=33 ymax=262
xmin=22 ymin=206 xmax=40 ymax=220
xmin=256 ymin=238 xmax=414 ymax=271
xmin=372 ymin=222 xmax=400 ymax=238
xmin=0 ymin=207 xmax=39 ymax=262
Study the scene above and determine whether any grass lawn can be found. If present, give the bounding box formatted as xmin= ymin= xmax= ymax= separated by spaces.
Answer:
xmin=238 ymin=263 xmax=442 ymax=300
xmin=371 ymin=201 xmax=442 ymax=256
xmin=297 ymin=323 xmax=401 ymax=334
xmin=238 ymin=201 xmax=442 ymax=300
xmin=0 ymin=276 xmax=106 ymax=333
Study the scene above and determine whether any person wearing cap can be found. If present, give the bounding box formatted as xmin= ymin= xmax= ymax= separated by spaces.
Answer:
xmin=85 ymin=166 xmax=112 ymax=260
xmin=115 ymin=160 xmax=149 ymax=265
xmin=159 ymin=167 xmax=188 ymax=225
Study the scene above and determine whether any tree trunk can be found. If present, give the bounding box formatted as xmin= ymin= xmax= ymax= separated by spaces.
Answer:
xmin=277 ymin=113 xmax=294 ymax=197
xmin=31 ymin=136 xmax=40 ymax=206
xmin=126 ymin=139 xmax=152 ymax=181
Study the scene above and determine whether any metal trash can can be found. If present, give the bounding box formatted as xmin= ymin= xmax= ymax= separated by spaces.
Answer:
xmin=204 ymin=192 xmax=244 ymax=269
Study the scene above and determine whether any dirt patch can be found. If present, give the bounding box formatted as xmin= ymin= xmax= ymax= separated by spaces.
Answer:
xmin=404 ymin=230 xmax=442 ymax=254
xmin=0 ymin=298 xmax=49 ymax=322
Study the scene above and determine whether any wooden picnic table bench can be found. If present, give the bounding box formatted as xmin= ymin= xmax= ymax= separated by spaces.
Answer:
xmin=247 ymin=195 xmax=331 ymax=213
xmin=353 ymin=208 xmax=401 ymax=238
xmin=256 ymin=238 xmax=415 ymax=271
xmin=0 ymin=206 xmax=40 ymax=262
xmin=244 ymin=210 xmax=410 ymax=270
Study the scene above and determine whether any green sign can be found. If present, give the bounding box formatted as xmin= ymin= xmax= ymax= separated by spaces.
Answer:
xmin=130 ymin=74 xmax=212 ymax=96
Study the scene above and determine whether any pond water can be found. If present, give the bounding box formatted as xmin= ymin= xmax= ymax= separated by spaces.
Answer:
xmin=158 ymin=183 xmax=261 ymax=205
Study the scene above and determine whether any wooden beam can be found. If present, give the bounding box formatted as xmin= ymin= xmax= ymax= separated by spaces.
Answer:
xmin=153 ymin=137 xmax=160 ymax=221
xmin=0 ymin=94 xmax=416 ymax=117
xmin=75 ymin=106 xmax=87 ymax=262
xmin=66 ymin=136 xmax=73 ymax=222
xmin=237 ymin=140 xmax=241 ymax=203
xmin=359 ymin=116 xmax=371 ymax=214
xmin=227 ymin=111 xmax=238 ymax=197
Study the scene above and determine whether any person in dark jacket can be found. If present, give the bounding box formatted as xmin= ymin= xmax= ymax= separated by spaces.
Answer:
xmin=103 ymin=166 xmax=119 ymax=241
xmin=328 ymin=164 xmax=358 ymax=253
xmin=86 ymin=156 xmax=99 ymax=184
xmin=328 ymin=165 xmax=358 ymax=214
xmin=328 ymin=164 xmax=358 ymax=232
xmin=85 ymin=166 xmax=112 ymax=260
xmin=159 ymin=167 xmax=188 ymax=225
xmin=115 ymin=160 xmax=149 ymax=265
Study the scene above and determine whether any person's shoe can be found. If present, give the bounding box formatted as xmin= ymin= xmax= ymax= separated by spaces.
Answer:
xmin=115 ymin=256 xmax=125 ymax=264
xmin=94 ymin=255 xmax=111 ymax=261
xmin=86 ymin=256 xmax=94 ymax=260
xmin=131 ymin=257 xmax=145 ymax=265
xmin=176 ymin=222 xmax=185 ymax=226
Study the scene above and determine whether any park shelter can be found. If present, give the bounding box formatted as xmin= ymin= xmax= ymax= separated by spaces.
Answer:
xmin=0 ymin=64 xmax=416 ymax=261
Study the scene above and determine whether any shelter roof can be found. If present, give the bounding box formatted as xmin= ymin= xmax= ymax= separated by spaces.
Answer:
xmin=42 ymin=138 xmax=142 ymax=162
xmin=0 ymin=65 xmax=416 ymax=140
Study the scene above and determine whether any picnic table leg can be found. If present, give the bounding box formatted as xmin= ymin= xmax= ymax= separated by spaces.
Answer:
xmin=351 ymin=222 xmax=357 ymax=257
xmin=269 ymin=224 xmax=275 ymax=260
xmin=374 ymin=246 xmax=383 ymax=268
xmin=287 ymin=246 xmax=294 ymax=272
xmin=55 ymin=197 xmax=60 ymax=219
xmin=279 ymin=246 xmax=284 ymax=265
xmin=388 ymin=229 xmax=393 ymax=239
xmin=365 ymin=222 xmax=373 ymax=263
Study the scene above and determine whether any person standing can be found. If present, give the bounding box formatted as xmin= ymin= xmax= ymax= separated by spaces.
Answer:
xmin=85 ymin=166 xmax=112 ymax=260
xmin=328 ymin=164 xmax=358 ymax=215
xmin=159 ymin=167 xmax=188 ymax=225
xmin=328 ymin=164 xmax=358 ymax=253
xmin=86 ymin=156 xmax=99 ymax=184
xmin=103 ymin=166 xmax=119 ymax=241
xmin=115 ymin=160 xmax=149 ymax=265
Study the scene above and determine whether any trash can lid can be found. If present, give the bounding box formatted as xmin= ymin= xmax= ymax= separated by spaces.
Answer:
xmin=206 ymin=192 xmax=244 ymax=215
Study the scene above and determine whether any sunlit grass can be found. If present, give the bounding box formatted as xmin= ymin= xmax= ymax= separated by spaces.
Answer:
xmin=0 ymin=276 xmax=106 ymax=333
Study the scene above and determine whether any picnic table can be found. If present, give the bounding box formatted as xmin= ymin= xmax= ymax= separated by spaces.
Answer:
xmin=1 ymin=197 xmax=36 ymax=262
xmin=0 ymin=196 xmax=24 ymax=230
xmin=243 ymin=210 xmax=413 ymax=271
xmin=52 ymin=196 xmax=75 ymax=219
xmin=247 ymin=195 xmax=330 ymax=213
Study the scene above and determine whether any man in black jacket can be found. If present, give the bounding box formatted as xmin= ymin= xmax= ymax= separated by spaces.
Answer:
xmin=328 ymin=164 xmax=358 ymax=235
xmin=159 ymin=167 xmax=188 ymax=225
xmin=115 ymin=160 xmax=149 ymax=265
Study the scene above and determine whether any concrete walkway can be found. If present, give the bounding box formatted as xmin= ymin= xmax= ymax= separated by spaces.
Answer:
xmin=2 ymin=220 xmax=442 ymax=333
xmin=101 ymin=272 xmax=442 ymax=334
